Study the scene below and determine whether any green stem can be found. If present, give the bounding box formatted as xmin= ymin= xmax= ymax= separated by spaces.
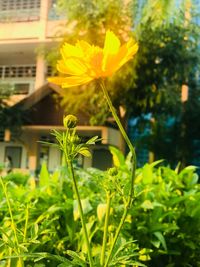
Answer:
xmin=104 ymin=204 xmax=129 ymax=267
xmin=23 ymin=204 xmax=29 ymax=242
xmin=99 ymin=80 xmax=135 ymax=156
xmin=67 ymin=160 xmax=94 ymax=267
xmin=0 ymin=177 xmax=24 ymax=266
xmin=100 ymin=192 xmax=112 ymax=266
xmin=99 ymin=79 xmax=137 ymax=266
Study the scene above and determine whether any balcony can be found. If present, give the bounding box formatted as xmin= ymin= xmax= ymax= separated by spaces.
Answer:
xmin=0 ymin=64 xmax=36 ymax=94
xmin=0 ymin=0 xmax=40 ymax=22
xmin=0 ymin=64 xmax=52 ymax=95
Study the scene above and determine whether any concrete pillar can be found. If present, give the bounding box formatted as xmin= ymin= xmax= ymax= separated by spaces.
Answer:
xmin=34 ymin=0 xmax=51 ymax=90
xmin=4 ymin=129 xmax=11 ymax=142
xmin=26 ymin=133 xmax=39 ymax=172
xmin=35 ymin=55 xmax=47 ymax=89
xmin=39 ymin=0 xmax=51 ymax=40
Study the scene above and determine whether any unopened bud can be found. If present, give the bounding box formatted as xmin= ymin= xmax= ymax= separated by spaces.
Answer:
xmin=63 ymin=115 xmax=77 ymax=129
xmin=70 ymin=135 xmax=80 ymax=144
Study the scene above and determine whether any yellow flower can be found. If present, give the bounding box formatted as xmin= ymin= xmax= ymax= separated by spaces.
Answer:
xmin=48 ymin=30 xmax=138 ymax=88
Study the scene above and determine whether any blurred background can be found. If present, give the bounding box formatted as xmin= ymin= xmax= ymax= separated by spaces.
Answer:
xmin=0 ymin=0 xmax=199 ymax=173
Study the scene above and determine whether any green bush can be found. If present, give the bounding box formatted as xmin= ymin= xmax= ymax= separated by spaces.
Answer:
xmin=3 ymin=172 xmax=30 ymax=186
xmin=0 ymin=156 xmax=199 ymax=266
xmin=130 ymin=163 xmax=200 ymax=267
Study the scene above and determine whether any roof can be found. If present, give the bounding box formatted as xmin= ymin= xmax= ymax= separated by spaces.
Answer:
xmin=14 ymin=82 xmax=67 ymax=110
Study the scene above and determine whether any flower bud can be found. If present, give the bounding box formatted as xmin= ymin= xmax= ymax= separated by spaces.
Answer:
xmin=108 ymin=225 xmax=115 ymax=232
xmin=69 ymin=135 xmax=80 ymax=144
xmin=63 ymin=115 xmax=77 ymax=129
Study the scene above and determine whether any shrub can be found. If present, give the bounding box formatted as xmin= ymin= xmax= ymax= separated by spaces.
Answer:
xmin=0 ymin=155 xmax=199 ymax=266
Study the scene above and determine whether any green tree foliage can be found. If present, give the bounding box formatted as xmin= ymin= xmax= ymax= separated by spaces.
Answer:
xmin=0 ymin=84 xmax=26 ymax=137
xmin=132 ymin=12 xmax=200 ymax=165
xmin=48 ymin=0 xmax=200 ymax=165
xmin=48 ymin=0 xmax=137 ymax=125
xmin=50 ymin=0 xmax=198 ymax=117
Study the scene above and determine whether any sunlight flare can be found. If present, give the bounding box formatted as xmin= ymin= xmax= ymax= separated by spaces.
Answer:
xmin=48 ymin=30 xmax=138 ymax=88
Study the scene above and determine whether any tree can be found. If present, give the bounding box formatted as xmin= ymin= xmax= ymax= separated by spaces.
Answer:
xmin=48 ymin=0 xmax=200 ymax=165
xmin=0 ymin=84 xmax=26 ymax=139
xmin=47 ymin=0 xmax=138 ymax=125
xmin=129 ymin=3 xmax=200 ymax=166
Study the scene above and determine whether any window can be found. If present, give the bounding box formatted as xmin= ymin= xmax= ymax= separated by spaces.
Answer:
xmin=38 ymin=145 xmax=49 ymax=170
xmin=92 ymin=147 xmax=112 ymax=170
xmin=0 ymin=0 xmax=40 ymax=22
xmin=2 ymin=65 xmax=36 ymax=78
xmin=4 ymin=146 xmax=22 ymax=168
xmin=0 ymin=0 xmax=40 ymax=11
xmin=47 ymin=66 xmax=53 ymax=76
xmin=14 ymin=83 xmax=30 ymax=94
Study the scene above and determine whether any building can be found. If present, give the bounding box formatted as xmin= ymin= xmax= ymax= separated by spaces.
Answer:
xmin=0 ymin=0 xmax=122 ymax=173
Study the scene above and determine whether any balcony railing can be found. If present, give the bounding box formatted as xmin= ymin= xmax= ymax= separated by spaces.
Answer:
xmin=0 ymin=9 xmax=40 ymax=22
xmin=0 ymin=0 xmax=40 ymax=22
xmin=0 ymin=65 xmax=36 ymax=79
xmin=0 ymin=64 xmax=53 ymax=94
xmin=0 ymin=65 xmax=37 ymax=94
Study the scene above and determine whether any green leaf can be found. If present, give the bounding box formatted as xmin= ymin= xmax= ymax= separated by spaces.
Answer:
xmin=66 ymin=250 xmax=87 ymax=267
xmin=58 ymin=264 xmax=73 ymax=267
xmin=2 ymin=253 xmax=73 ymax=265
xmin=151 ymin=239 xmax=161 ymax=248
xmin=86 ymin=136 xmax=100 ymax=145
xmin=142 ymin=164 xmax=154 ymax=184
xmin=141 ymin=200 xmax=154 ymax=210
xmin=109 ymin=146 xmax=125 ymax=167
xmin=153 ymin=231 xmax=167 ymax=251
xmin=73 ymin=198 xmax=92 ymax=221
xmin=51 ymin=170 xmax=60 ymax=184
xmin=78 ymin=147 xmax=91 ymax=157
xmin=149 ymin=159 xmax=164 ymax=167
xmin=39 ymin=162 xmax=49 ymax=187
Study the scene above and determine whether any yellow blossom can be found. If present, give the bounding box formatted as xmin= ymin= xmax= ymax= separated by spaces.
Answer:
xmin=48 ymin=30 xmax=138 ymax=88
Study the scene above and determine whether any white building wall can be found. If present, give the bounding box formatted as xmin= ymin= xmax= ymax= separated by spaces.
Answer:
xmin=48 ymin=146 xmax=61 ymax=172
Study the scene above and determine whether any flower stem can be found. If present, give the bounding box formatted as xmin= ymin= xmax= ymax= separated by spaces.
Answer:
xmin=66 ymin=159 xmax=94 ymax=267
xmin=23 ymin=204 xmax=29 ymax=242
xmin=100 ymin=192 xmax=112 ymax=266
xmin=0 ymin=177 xmax=24 ymax=266
xmin=104 ymin=205 xmax=129 ymax=267
xmin=99 ymin=79 xmax=137 ymax=266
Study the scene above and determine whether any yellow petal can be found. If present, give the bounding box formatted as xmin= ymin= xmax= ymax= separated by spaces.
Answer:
xmin=48 ymin=75 xmax=93 ymax=88
xmin=105 ymin=38 xmax=138 ymax=75
xmin=76 ymin=40 xmax=92 ymax=54
xmin=103 ymin=30 xmax=121 ymax=55
xmin=102 ymin=44 xmax=127 ymax=75
xmin=48 ymin=76 xmax=68 ymax=85
xmin=57 ymin=58 xmax=88 ymax=75
xmin=102 ymin=30 xmax=121 ymax=71
xmin=61 ymin=43 xmax=83 ymax=60
xmin=48 ymin=31 xmax=139 ymax=85
xmin=125 ymin=38 xmax=139 ymax=59
xmin=115 ymin=39 xmax=139 ymax=70
xmin=89 ymin=47 xmax=103 ymax=76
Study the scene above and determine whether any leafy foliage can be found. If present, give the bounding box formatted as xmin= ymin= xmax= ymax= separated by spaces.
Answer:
xmin=0 ymin=148 xmax=199 ymax=266
xmin=0 ymin=84 xmax=27 ymax=136
xmin=47 ymin=0 xmax=200 ymax=166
